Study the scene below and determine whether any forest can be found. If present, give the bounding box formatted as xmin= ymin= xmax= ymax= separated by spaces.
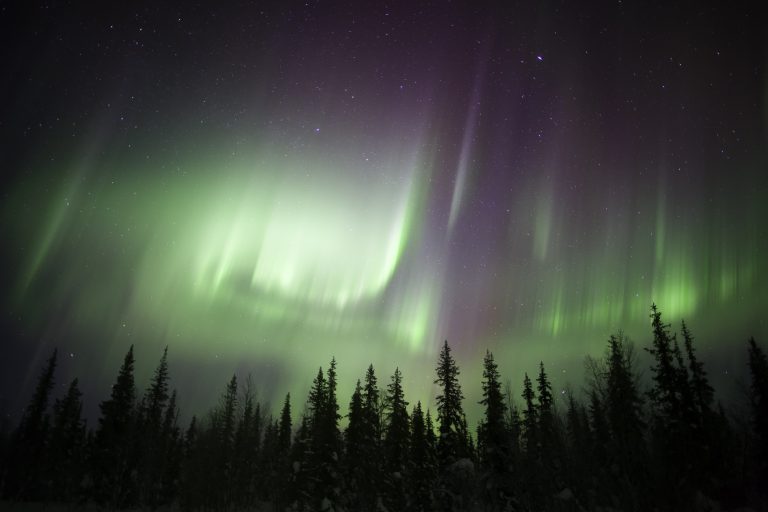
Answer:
xmin=1 ymin=304 xmax=767 ymax=512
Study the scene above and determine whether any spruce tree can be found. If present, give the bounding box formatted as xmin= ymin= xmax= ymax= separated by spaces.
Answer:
xmin=7 ymin=348 xmax=57 ymax=500
xmin=258 ymin=416 xmax=278 ymax=502
xmin=521 ymin=373 xmax=537 ymax=456
xmin=47 ymin=378 xmax=86 ymax=503
xmin=409 ymin=401 xmax=435 ymax=511
xmin=216 ymin=374 xmax=238 ymax=508
xmin=680 ymin=322 xmax=728 ymax=493
xmin=362 ymin=364 xmax=381 ymax=439
xmin=300 ymin=365 xmax=327 ymax=510
xmin=278 ymin=393 xmax=292 ymax=454
xmin=326 ymin=358 xmax=340 ymax=439
xmin=305 ymin=360 xmax=341 ymax=510
xmin=138 ymin=346 xmax=171 ymax=507
xmin=587 ymin=389 xmax=609 ymax=466
xmin=646 ymin=304 xmax=680 ymax=419
xmin=747 ymin=337 xmax=768 ymax=488
xmin=564 ymin=390 xmax=591 ymax=501
xmin=536 ymin=362 xmax=554 ymax=447
xmin=605 ymin=333 xmax=645 ymax=470
xmin=232 ymin=377 xmax=260 ymax=508
xmin=425 ymin=408 xmax=437 ymax=455
xmin=285 ymin=414 xmax=311 ymax=510
xmin=308 ymin=367 xmax=327 ymax=435
xmin=478 ymin=350 xmax=511 ymax=510
xmin=382 ymin=367 xmax=410 ymax=511
xmin=160 ymin=389 xmax=182 ymax=506
xmin=345 ymin=380 xmax=364 ymax=461
xmin=93 ymin=345 xmax=138 ymax=508
xmin=360 ymin=364 xmax=382 ymax=509
xmin=645 ymin=305 xmax=694 ymax=508
xmin=434 ymin=340 xmax=468 ymax=465
xmin=682 ymin=322 xmax=714 ymax=415
xmin=343 ymin=380 xmax=366 ymax=510
xmin=536 ymin=362 xmax=563 ymax=501
xmin=321 ymin=358 xmax=341 ymax=509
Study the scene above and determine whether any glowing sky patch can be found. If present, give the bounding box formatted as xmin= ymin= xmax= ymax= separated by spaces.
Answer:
xmin=1 ymin=1 xmax=765 ymax=424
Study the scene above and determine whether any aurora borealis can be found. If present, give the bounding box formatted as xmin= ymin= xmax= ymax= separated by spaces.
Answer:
xmin=1 ymin=2 xmax=766 ymax=422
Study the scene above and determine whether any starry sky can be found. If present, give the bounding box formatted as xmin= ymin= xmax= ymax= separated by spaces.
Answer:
xmin=1 ymin=1 xmax=766 ymax=423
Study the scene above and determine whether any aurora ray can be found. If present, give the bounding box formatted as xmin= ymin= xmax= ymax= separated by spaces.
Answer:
xmin=0 ymin=1 xmax=765 ymax=423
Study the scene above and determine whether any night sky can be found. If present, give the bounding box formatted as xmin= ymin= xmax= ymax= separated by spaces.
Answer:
xmin=1 ymin=1 xmax=766 ymax=423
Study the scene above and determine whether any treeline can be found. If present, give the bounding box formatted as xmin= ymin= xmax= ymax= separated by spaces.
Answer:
xmin=0 ymin=304 xmax=767 ymax=511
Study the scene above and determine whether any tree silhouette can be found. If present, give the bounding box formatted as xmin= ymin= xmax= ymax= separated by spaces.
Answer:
xmin=5 ymin=348 xmax=57 ymax=500
xmin=137 ymin=346 xmax=172 ymax=507
xmin=408 ymin=401 xmax=436 ymax=511
xmin=93 ymin=345 xmax=137 ymax=508
xmin=521 ymin=372 xmax=537 ymax=457
xmin=435 ymin=340 xmax=468 ymax=466
xmin=747 ymin=337 xmax=768 ymax=492
xmin=303 ymin=359 xmax=342 ymax=510
xmin=343 ymin=379 xmax=366 ymax=510
xmin=232 ymin=376 xmax=261 ymax=508
xmin=477 ymin=350 xmax=512 ymax=510
xmin=2 ymin=306 xmax=767 ymax=511
xmin=46 ymin=378 xmax=86 ymax=503
xmin=278 ymin=393 xmax=292 ymax=454
xmin=382 ymin=367 xmax=410 ymax=511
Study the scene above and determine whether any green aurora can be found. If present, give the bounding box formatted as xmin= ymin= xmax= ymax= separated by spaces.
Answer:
xmin=3 ymin=142 xmax=765 ymax=421
xmin=1 ymin=1 xmax=766 ymax=424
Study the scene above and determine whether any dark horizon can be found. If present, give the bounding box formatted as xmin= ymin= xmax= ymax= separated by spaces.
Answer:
xmin=2 ymin=309 xmax=768 ymax=510
xmin=1 ymin=1 xmax=766 ymax=421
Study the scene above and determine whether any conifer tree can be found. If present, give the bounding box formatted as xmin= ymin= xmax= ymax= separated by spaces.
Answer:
xmin=258 ymin=415 xmax=281 ymax=503
xmin=362 ymin=364 xmax=381 ymax=440
xmin=383 ymin=368 xmax=410 ymax=471
xmin=504 ymin=381 xmax=523 ymax=470
xmin=308 ymin=367 xmax=327 ymax=434
xmin=747 ymin=337 xmax=768 ymax=488
xmin=321 ymin=358 xmax=342 ymax=509
xmin=536 ymin=362 xmax=563 ymax=502
xmin=425 ymin=408 xmax=438 ymax=454
xmin=47 ymin=378 xmax=86 ymax=503
xmin=521 ymin=373 xmax=537 ymax=456
xmin=536 ymin=362 xmax=555 ymax=445
xmin=284 ymin=414 xmax=311 ymax=510
xmin=300 ymin=365 xmax=328 ymax=509
xmin=587 ymin=389 xmax=609 ymax=466
xmin=93 ymin=345 xmax=138 ymax=508
xmin=382 ymin=367 xmax=410 ymax=511
xmin=179 ymin=415 xmax=205 ymax=510
xmin=646 ymin=304 xmax=680 ymax=418
xmin=345 ymin=380 xmax=364 ymax=461
xmin=359 ymin=364 xmax=382 ymax=510
xmin=160 ymin=389 xmax=182 ymax=506
xmin=477 ymin=351 xmax=512 ymax=510
xmin=215 ymin=374 xmax=238 ymax=508
xmin=409 ymin=401 xmax=435 ymax=512
xmin=435 ymin=340 xmax=468 ymax=465
xmin=232 ymin=377 xmax=260 ymax=507
xmin=343 ymin=380 xmax=366 ymax=510
xmin=6 ymin=348 xmax=57 ymax=500
xmin=605 ymin=333 xmax=645 ymax=469
xmin=564 ymin=390 xmax=591 ymax=499
xmin=278 ymin=393 xmax=292 ymax=454
xmin=646 ymin=305 xmax=694 ymax=508
xmin=682 ymin=321 xmax=714 ymax=415
xmin=305 ymin=359 xmax=342 ymax=510
xmin=326 ymin=357 xmax=340 ymax=442
xmin=138 ymin=346 xmax=171 ymax=507
xmin=680 ymin=322 xmax=729 ymax=492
